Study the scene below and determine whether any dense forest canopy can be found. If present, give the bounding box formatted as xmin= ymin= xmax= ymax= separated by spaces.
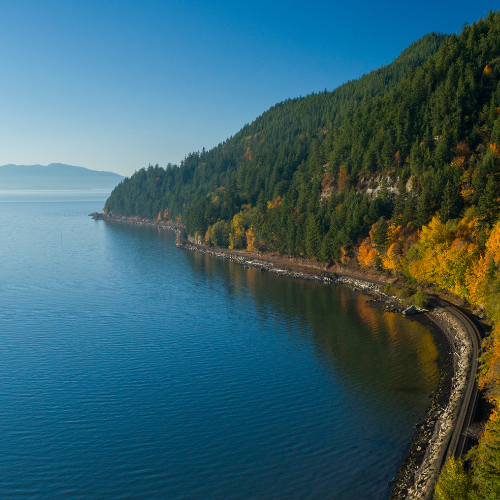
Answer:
xmin=106 ymin=13 xmax=500 ymax=498
xmin=104 ymin=12 xmax=500 ymax=296
xmin=105 ymin=31 xmax=448 ymax=256
xmin=108 ymin=12 xmax=498 ymax=258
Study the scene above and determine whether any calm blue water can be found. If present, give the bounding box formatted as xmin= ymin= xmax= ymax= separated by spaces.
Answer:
xmin=0 ymin=192 xmax=439 ymax=499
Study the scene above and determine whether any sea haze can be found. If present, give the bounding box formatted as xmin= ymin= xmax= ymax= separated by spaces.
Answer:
xmin=0 ymin=163 xmax=125 ymax=190
xmin=0 ymin=192 xmax=440 ymax=499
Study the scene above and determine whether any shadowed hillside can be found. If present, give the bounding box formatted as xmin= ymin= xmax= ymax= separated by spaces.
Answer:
xmin=105 ymin=12 xmax=500 ymax=498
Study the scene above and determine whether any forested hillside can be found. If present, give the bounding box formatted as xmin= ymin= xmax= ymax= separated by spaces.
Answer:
xmin=106 ymin=12 xmax=500 ymax=498
xmin=105 ymin=30 xmax=446 ymax=239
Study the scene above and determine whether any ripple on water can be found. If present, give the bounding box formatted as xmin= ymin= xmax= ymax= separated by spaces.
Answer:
xmin=0 ymin=197 xmax=439 ymax=499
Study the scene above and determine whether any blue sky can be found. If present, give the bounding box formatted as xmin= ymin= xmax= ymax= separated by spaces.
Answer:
xmin=0 ymin=1 xmax=495 ymax=176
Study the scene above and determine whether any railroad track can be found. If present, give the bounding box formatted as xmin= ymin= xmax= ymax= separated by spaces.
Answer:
xmin=438 ymin=300 xmax=482 ymax=460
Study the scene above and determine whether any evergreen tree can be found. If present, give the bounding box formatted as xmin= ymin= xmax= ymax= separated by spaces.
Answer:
xmin=373 ymin=217 xmax=388 ymax=250
xmin=478 ymin=174 xmax=500 ymax=224
xmin=440 ymin=179 xmax=463 ymax=221
xmin=305 ymin=213 xmax=322 ymax=258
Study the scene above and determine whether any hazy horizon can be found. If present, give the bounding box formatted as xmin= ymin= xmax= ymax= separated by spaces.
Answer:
xmin=0 ymin=1 xmax=494 ymax=176
xmin=0 ymin=162 xmax=124 ymax=175
xmin=0 ymin=163 xmax=125 ymax=190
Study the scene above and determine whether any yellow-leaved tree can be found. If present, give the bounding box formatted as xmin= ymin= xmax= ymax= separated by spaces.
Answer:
xmin=228 ymin=207 xmax=255 ymax=250
xmin=380 ymin=222 xmax=416 ymax=272
xmin=406 ymin=216 xmax=480 ymax=298
xmin=229 ymin=212 xmax=247 ymax=249
xmin=466 ymin=219 xmax=500 ymax=306
xmin=246 ymin=226 xmax=257 ymax=252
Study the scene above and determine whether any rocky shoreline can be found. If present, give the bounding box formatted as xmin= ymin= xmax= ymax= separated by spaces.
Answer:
xmin=389 ymin=307 xmax=471 ymax=499
xmin=90 ymin=212 xmax=476 ymax=500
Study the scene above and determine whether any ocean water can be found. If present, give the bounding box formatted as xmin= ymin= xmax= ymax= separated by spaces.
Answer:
xmin=0 ymin=192 xmax=439 ymax=499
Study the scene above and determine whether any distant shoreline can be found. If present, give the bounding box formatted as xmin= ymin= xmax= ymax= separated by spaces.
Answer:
xmin=0 ymin=188 xmax=112 ymax=192
xmin=0 ymin=163 xmax=124 ymax=191
xmin=91 ymin=212 xmax=479 ymax=500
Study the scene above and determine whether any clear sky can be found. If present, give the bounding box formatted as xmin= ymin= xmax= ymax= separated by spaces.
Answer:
xmin=0 ymin=1 xmax=495 ymax=176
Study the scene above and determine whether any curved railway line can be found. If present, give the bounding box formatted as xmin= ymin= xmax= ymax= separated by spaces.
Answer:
xmin=90 ymin=213 xmax=490 ymax=498
xmin=437 ymin=300 xmax=482 ymax=462
xmin=391 ymin=298 xmax=485 ymax=500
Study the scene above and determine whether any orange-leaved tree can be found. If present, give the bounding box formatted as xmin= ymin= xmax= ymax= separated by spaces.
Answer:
xmin=357 ymin=222 xmax=379 ymax=268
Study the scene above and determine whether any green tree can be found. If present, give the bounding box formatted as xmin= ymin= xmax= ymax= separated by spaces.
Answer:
xmin=434 ymin=457 xmax=472 ymax=500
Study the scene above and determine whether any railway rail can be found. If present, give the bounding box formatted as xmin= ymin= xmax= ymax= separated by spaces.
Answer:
xmin=438 ymin=300 xmax=482 ymax=461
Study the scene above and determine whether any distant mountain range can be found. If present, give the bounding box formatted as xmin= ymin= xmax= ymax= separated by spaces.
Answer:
xmin=0 ymin=163 xmax=125 ymax=190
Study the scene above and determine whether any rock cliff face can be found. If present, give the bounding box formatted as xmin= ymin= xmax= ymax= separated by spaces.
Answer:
xmin=358 ymin=174 xmax=400 ymax=198
xmin=320 ymin=169 xmax=401 ymax=201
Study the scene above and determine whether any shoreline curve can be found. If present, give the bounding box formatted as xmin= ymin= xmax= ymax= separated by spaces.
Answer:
xmin=91 ymin=212 xmax=482 ymax=500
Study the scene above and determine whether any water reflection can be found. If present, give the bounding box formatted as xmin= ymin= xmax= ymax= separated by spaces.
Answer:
xmin=99 ymin=220 xmax=440 ymax=499
xmin=107 ymin=221 xmax=438 ymax=409
xmin=189 ymin=251 xmax=438 ymax=398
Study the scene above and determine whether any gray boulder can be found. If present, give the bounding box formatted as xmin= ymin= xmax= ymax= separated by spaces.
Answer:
xmin=403 ymin=305 xmax=418 ymax=315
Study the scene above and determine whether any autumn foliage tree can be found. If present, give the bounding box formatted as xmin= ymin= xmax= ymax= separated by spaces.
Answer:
xmin=405 ymin=216 xmax=481 ymax=298
xmin=101 ymin=14 xmax=500 ymax=496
